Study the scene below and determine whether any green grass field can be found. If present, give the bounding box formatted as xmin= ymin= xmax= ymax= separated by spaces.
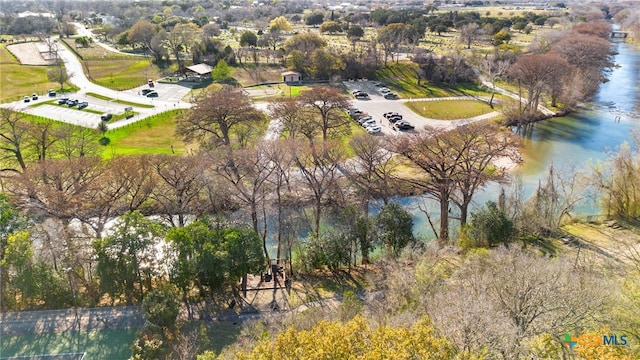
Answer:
xmin=86 ymin=92 xmax=155 ymax=108
xmin=376 ymin=62 xmax=491 ymax=99
xmin=103 ymin=110 xmax=187 ymax=157
xmin=0 ymin=329 xmax=136 ymax=359
xmin=0 ymin=44 xmax=67 ymax=103
xmin=63 ymin=40 xmax=163 ymax=91
xmin=406 ymin=99 xmax=499 ymax=120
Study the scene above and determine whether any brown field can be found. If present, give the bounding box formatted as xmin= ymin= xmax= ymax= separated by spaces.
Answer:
xmin=5 ymin=42 xmax=55 ymax=65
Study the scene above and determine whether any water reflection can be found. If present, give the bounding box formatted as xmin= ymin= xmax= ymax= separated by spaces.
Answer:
xmin=406 ymin=41 xmax=640 ymax=239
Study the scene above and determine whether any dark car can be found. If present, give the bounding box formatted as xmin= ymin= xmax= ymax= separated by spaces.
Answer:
xmin=23 ymin=96 xmax=30 ymax=103
xmin=58 ymin=96 xmax=69 ymax=104
xmin=388 ymin=115 xmax=403 ymax=124
xmin=146 ymin=91 xmax=159 ymax=98
xmin=141 ymin=88 xmax=153 ymax=95
xmin=100 ymin=113 xmax=113 ymax=121
xmin=31 ymin=93 xmax=39 ymax=100
xmin=384 ymin=93 xmax=398 ymax=99
xmin=354 ymin=92 xmax=369 ymax=99
xmin=48 ymin=89 xmax=56 ymax=97
xmin=394 ymin=120 xmax=415 ymax=130
xmin=77 ymin=101 xmax=88 ymax=109
xmin=66 ymin=99 xmax=78 ymax=107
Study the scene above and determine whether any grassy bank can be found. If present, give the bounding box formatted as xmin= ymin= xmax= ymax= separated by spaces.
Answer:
xmin=406 ymin=99 xmax=499 ymax=120
xmin=103 ymin=110 xmax=186 ymax=157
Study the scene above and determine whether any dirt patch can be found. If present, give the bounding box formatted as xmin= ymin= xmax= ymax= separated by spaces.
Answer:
xmin=6 ymin=42 xmax=56 ymax=65
xmin=563 ymin=221 xmax=640 ymax=270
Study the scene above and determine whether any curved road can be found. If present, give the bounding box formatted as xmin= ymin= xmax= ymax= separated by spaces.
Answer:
xmin=1 ymin=32 xmax=192 ymax=130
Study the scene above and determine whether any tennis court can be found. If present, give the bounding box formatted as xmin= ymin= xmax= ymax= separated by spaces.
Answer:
xmin=0 ymin=329 xmax=136 ymax=359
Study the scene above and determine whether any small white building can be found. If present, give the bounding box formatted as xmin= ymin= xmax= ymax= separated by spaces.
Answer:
xmin=282 ymin=71 xmax=302 ymax=84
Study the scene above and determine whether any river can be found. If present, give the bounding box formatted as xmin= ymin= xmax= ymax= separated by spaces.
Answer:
xmin=404 ymin=39 xmax=640 ymax=239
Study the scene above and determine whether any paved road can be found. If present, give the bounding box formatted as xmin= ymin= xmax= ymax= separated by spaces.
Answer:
xmin=0 ymin=307 xmax=144 ymax=336
xmin=1 ymin=32 xmax=193 ymax=130
xmin=343 ymin=80 xmax=502 ymax=136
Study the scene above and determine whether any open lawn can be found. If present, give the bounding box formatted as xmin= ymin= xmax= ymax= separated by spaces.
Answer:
xmin=63 ymin=40 xmax=163 ymax=91
xmin=86 ymin=92 xmax=155 ymax=108
xmin=376 ymin=62 xmax=491 ymax=99
xmin=0 ymin=44 xmax=71 ymax=103
xmin=0 ymin=329 xmax=136 ymax=359
xmin=406 ymin=99 xmax=499 ymax=120
xmin=103 ymin=110 xmax=186 ymax=157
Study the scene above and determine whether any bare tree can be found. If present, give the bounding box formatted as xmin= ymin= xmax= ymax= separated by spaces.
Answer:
xmin=458 ymin=22 xmax=483 ymax=49
xmin=176 ymin=87 xmax=264 ymax=149
xmin=54 ymin=125 xmax=100 ymax=159
xmin=47 ymin=60 xmax=70 ymax=90
xmin=479 ymin=50 xmax=512 ymax=107
xmin=263 ymin=139 xmax=294 ymax=262
xmin=509 ymin=53 xmax=573 ymax=118
xmin=591 ymin=137 xmax=640 ymax=221
xmin=151 ymin=154 xmax=209 ymax=228
xmin=127 ymin=20 xmax=159 ymax=57
xmin=297 ymin=86 xmax=351 ymax=142
xmin=291 ymin=140 xmax=345 ymax=238
xmin=212 ymin=142 xmax=275 ymax=261
xmin=268 ymin=97 xmax=306 ymax=140
xmin=426 ymin=246 xmax=610 ymax=358
xmin=26 ymin=120 xmax=58 ymax=163
xmin=163 ymin=23 xmax=202 ymax=69
xmin=393 ymin=123 xmax=519 ymax=245
xmin=347 ymin=133 xmax=399 ymax=207
xmin=0 ymin=109 xmax=29 ymax=174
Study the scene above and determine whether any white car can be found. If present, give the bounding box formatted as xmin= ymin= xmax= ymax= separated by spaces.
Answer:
xmin=361 ymin=119 xmax=377 ymax=128
xmin=380 ymin=87 xmax=391 ymax=94
xmin=366 ymin=124 xmax=382 ymax=133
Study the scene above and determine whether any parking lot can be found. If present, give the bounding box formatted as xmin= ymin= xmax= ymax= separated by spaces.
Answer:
xmin=6 ymin=82 xmax=193 ymax=129
xmin=343 ymin=80 xmax=424 ymax=136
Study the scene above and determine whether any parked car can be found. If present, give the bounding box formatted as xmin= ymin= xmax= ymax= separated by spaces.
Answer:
xmin=366 ymin=124 xmax=382 ymax=134
xmin=66 ymin=99 xmax=78 ymax=107
xmin=77 ymin=101 xmax=88 ymax=109
xmin=388 ymin=115 xmax=403 ymax=124
xmin=354 ymin=91 xmax=369 ymax=99
xmin=394 ymin=120 xmax=415 ymax=130
xmin=100 ymin=113 xmax=113 ymax=121
xmin=384 ymin=112 xmax=400 ymax=119
xmin=146 ymin=91 xmax=159 ymax=98
xmin=361 ymin=119 xmax=377 ymax=128
xmin=379 ymin=88 xmax=391 ymax=94
xmin=351 ymin=90 xmax=362 ymax=95
xmin=48 ymin=89 xmax=56 ymax=97
xmin=141 ymin=88 xmax=153 ymax=95
xmin=384 ymin=93 xmax=398 ymax=99
xmin=148 ymin=79 xmax=154 ymax=87
xmin=58 ymin=96 xmax=69 ymax=104
xmin=373 ymin=81 xmax=385 ymax=87
xmin=31 ymin=93 xmax=38 ymax=100
xmin=356 ymin=115 xmax=373 ymax=124
xmin=349 ymin=109 xmax=362 ymax=117
xmin=23 ymin=96 xmax=30 ymax=103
